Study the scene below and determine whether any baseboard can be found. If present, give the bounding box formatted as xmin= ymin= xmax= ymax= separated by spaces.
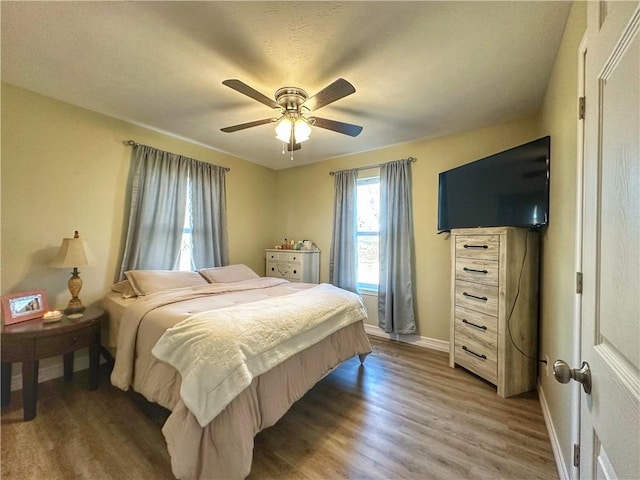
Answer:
xmin=538 ymin=381 xmax=570 ymax=480
xmin=10 ymin=355 xmax=90 ymax=392
xmin=364 ymin=324 xmax=449 ymax=352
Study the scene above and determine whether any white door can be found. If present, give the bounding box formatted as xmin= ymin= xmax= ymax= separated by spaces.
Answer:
xmin=581 ymin=1 xmax=639 ymax=479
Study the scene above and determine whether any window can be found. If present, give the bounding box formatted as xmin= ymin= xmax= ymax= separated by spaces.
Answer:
xmin=356 ymin=177 xmax=380 ymax=291
xmin=178 ymin=181 xmax=194 ymax=271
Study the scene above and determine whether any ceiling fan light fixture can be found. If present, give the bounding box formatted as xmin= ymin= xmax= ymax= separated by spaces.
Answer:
xmin=275 ymin=116 xmax=312 ymax=144
xmin=293 ymin=118 xmax=311 ymax=143
xmin=275 ymin=118 xmax=292 ymax=143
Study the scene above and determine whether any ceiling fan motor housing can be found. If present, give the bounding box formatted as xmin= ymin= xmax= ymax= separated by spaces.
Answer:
xmin=275 ymin=87 xmax=309 ymax=112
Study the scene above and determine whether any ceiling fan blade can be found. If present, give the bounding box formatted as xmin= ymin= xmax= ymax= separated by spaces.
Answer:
xmin=220 ymin=118 xmax=275 ymax=133
xmin=222 ymin=79 xmax=280 ymax=109
xmin=303 ymin=78 xmax=356 ymax=112
xmin=309 ymin=117 xmax=363 ymax=137
xmin=287 ymin=142 xmax=302 ymax=152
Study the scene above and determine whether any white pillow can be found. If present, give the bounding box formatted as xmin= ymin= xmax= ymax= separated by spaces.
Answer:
xmin=111 ymin=280 xmax=137 ymax=299
xmin=198 ymin=264 xmax=259 ymax=284
xmin=124 ymin=270 xmax=208 ymax=296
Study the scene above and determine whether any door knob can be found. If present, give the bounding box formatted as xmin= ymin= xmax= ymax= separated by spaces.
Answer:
xmin=553 ymin=360 xmax=591 ymax=394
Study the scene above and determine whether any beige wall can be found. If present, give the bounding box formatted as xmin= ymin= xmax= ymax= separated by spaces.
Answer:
xmin=1 ymin=84 xmax=277 ymax=310
xmin=273 ymin=117 xmax=539 ymax=337
xmin=537 ymin=0 xmax=587 ymax=474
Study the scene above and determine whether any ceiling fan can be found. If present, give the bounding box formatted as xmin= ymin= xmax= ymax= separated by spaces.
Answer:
xmin=220 ymin=78 xmax=363 ymax=152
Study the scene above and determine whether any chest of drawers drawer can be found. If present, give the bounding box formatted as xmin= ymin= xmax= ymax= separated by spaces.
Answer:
xmin=454 ymin=280 xmax=499 ymax=317
xmin=454 ymin=331 xmax=498 ymax=384
xmin=455 ymin=257 xmax=499 ymax=286
xmin=455 ymin=235 xmax=500 ymax=260
xmin=454 ymin=306 xmax=498 ymax=343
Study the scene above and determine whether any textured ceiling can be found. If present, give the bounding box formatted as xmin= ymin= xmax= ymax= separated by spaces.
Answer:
xmin=1 ymin=1 xmax=571 ymax=170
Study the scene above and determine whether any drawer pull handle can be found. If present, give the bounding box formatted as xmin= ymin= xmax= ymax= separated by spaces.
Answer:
xmin=463 ymin=292 xmax=488 ymax=302
xmin=462 ymin=345 xmax=487 ymax=360
xmin=463 ymin=244 xmax=488 ymax=249
xmin=462 ymin=319 xmax=487 ymax=331
xmin=463 ymin=267 xmax=488 ymax=274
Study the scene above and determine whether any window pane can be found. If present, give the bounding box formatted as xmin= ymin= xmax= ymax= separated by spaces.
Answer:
xmin=179 ymin=232 xmax=193 ymax=271
xmin=357 ymin=235 xmax=379 ymax=287
xmin=357 ymin=181 xmax=379 ymax=232
xmin=178 ymin=183 xmax=193 ymax=271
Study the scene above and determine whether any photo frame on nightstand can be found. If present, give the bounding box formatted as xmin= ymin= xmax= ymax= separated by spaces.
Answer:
xmin=1 ymin=290 xmax=49 ymax=325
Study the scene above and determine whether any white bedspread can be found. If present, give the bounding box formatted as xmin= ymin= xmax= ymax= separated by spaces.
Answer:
xmin=151 ymin=283 xmax=367 ymax=427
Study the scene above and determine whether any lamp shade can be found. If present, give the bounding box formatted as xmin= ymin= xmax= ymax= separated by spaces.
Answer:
xmin=294 ymin=119 xmax=311 ymax=143
xmin=50 ymin=231 xmax=95 ymax=268
xmin=275 ymin=118 xmax=292 ymax=143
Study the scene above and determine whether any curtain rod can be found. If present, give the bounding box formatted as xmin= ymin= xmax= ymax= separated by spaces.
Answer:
xmin=126 ymin=140 xmax=231 ymax=172
xmin=328 ymin=157 xmax=416 ymax=176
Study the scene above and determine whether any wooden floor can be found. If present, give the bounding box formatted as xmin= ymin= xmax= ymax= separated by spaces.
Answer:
xmin=1 ymin=337 xmax=557 ymax=479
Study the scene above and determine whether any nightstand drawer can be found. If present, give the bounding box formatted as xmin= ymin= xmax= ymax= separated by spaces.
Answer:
xmin=455 ymin=280 xmax=498 ymax=316
xmin=455 ymin=235 xmax=499 ymax=260
xmin=455 ymin=257 xmax=499 ymax=286
xmin=35 ymin=328 xmax=98 ymax=358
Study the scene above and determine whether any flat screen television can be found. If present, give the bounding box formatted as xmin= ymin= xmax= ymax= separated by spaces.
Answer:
xmin=437 ymin=136 xmax=550 ymax=232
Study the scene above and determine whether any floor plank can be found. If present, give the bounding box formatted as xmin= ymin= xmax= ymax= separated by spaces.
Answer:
xmin=1 ymin=337 xmax=557 ymax=479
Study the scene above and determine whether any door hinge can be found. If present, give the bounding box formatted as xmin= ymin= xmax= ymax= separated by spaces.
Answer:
xmin=578 ymin=96 xmax=586 ymax=119
xmin=573 ymin=443 xmax=581 ymax=467
xmin=576 ymin=272 xmax=583 ymax=294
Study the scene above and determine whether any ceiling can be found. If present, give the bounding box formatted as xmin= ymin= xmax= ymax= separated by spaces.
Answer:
xmin=1 ymin=1 xmax=571 ymax=170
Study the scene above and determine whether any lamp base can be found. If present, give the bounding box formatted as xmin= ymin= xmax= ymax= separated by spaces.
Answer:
xmin=65 ymin=268 xmax=85 ymax=315
xmin=64 ymin=299 xmax=85 ymax=315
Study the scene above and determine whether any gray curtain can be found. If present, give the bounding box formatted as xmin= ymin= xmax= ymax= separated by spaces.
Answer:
xmin=119 ymin=145 xmax=188 ymax=278
xmin=378 ymin=159 xmax=416 ymax=334
xmin=190 ymin=158 xmax=229 ymax=269
xmin=329 ymin=169 xmax=358 ymax=292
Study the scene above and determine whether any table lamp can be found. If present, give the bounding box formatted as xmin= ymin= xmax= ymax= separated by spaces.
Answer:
xmin=50 ymin=231 xmax=95 ymax=315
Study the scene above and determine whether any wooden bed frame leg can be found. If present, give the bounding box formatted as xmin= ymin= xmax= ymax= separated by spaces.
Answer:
xmin=358 ymin=353 xmax=370 ymax=364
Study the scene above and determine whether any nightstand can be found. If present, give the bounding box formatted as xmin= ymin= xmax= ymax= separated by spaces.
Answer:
xmin=1 ymin=305 xmax=104 ymax=421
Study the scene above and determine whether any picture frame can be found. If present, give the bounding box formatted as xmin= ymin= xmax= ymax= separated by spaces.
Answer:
xmin=1 ymin=290 xmax=49 ymax=325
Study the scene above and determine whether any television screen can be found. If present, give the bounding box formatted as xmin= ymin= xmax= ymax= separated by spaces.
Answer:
xmin=437 ymin=136 xmax=550 ymax=232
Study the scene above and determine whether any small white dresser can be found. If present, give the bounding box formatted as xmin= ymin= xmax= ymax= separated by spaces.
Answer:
xmin=265 ymin=249 xmax=320 ymax=283
xmin=449 ymin=227 xmax=539 ymax=397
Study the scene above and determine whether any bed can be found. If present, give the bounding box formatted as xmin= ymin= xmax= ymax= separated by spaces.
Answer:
xmin=104 ymin=265 xmax=372 ymax=479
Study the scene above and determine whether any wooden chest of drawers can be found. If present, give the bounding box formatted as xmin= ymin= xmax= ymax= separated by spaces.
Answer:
xmin=266 ymin=249 xmax=320 ymax=283
xmin=449 ymin=227 xmax=539 ymax=397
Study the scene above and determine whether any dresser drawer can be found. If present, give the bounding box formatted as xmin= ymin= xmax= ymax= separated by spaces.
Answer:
xmin=454 ymin=331 xmax=497 ymax=383
xmin=275 ymin=251 xmax=304 ymax=262
xmin=285 ymin=266 xmax=302 ymax=281
xmin=35 ymin=328 xmax=98 ymax=358
xmin=454 ymin=306 xmax=498 ymax=346
xmin=267 ymin=260 xmax=302 ymax=281
xmin=455 ymin=257 xmax=499 ymax=286
xmin=455 ymin=235 xmax=500 ymax=260
xmin=455 ymin=280 xmax=498 ymax=316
